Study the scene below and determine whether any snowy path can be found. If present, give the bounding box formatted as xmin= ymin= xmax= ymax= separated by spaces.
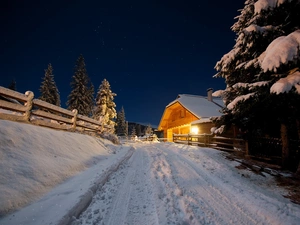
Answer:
xmin=73 ymin=143 xmax=300 ymax=225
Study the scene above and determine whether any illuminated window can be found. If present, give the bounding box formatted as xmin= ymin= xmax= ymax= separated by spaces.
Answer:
xmin=191 ymin=127 xmax=199 ymax=134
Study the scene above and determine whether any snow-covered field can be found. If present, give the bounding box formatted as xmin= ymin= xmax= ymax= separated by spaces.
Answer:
xmin=0 ymin=119 xmax=300 ymax=225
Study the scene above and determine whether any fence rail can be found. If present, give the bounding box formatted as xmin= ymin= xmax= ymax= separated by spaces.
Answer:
xmin=0 ymin=86 xmax=103 ymax=133
xmin=173 ymin=133 xmax=247 ymax=153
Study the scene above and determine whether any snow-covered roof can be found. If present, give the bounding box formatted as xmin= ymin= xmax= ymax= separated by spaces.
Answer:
xmin=168 ymin=94 xmax=224 ymax=118
xmin=191 ymin=118 xmax=212 ymax=124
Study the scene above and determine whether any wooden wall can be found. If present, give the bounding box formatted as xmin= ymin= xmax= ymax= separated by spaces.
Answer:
xmin=191 ymin=122 xmax=214 ymax=134
xmin=165 ymin=105 xmax=198 ymax=130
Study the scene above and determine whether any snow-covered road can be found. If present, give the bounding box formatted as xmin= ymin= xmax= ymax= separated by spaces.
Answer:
xmin=73 ymin=142 xmax=300 ymax=225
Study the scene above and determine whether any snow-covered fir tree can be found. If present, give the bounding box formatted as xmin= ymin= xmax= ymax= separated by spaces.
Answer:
xmin=39 ymin=64 xmax=60 ymax=106
xmin=8 ymin=79 xmax=16 ymax=91
xmin=135 ymin=124 xmax=142 ymax=136
xmin=131 ymin=126 xmax=136 ymax=137
xmin=144 ymin=124 xmax=153 ymax=136
xmin=115 ymin=107 xmax=127 ymax=136
xmin=215 ymin=0 xmax=300 ymax=169
xmin=67 ymin=55 xmax=94 ymax=116
xmin=94 ymin=79 xmax=117 ymax=133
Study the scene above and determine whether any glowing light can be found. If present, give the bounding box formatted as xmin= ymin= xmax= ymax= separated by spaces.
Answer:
xmin=191 ymin=127 xmax=199 ymax=134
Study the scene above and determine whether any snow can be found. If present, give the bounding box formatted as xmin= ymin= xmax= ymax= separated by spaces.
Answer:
xmin=1 ymin=120 xmax=300 ymax=225
xmin=72 ymin=143 xmax=300 ymax=225
xmin=259 ymin=30 xmax=300 ymax=72
xmin=0 ymin=119 xmax=131 ymax=219
xmin=227 ymin=93 xmax=255 ymax=110
xmin=233 ymin=81 xmax=269 ymax=90
xmin=270 ymin=71 xmax=300 ymax=94
xmin=212 ymin=89 xmax=224 ymax=97
xmin=215 ymin=48 xmax=240 ymax=71
xmin=191 ymin=118 xmax=212 ymax=124
xmin=254 ymin=0 xmax=292 ymax=14
xmin=244 ymin=24 xmax=273 ymax=34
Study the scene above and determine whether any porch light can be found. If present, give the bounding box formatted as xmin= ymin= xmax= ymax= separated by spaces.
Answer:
xmin=191 ymin=127 xmax=199 ymax=134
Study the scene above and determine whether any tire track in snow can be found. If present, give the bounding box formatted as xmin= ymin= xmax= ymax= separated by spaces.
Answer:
xmin=145 ymin=145 xmax=188 ymax=224
xmin=149 ymin=144 xmax=261 ymax=225
xmin=72 ymin=148 xmax=159 ymax=225
xmin=125 ymin=148 xmax=159 ymax=225
xmin=166 ymin=151 xmax=258 ymax=224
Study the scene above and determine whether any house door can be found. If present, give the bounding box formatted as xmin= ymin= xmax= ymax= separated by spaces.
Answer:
xmin=167 ymin=129 xmax=173 ymax=142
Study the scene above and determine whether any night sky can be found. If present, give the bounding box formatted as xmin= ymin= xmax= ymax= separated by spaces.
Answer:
xmin=0 ymin=0 xmax=245 ymax=127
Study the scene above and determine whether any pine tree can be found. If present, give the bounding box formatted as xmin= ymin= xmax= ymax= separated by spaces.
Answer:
xmin=135 ymin=124 xmax=142 ymax=136
xmin=215 ymin=0 xmax=300 ymax=169
xmin=145 ymin=124 xmax=153 ymax=136
xmin=8 ymin=79 xmax=16 ymax=91
xmin=39 ymin=64 xmax=60 ymax=106
xmin=94 ymin=79 xmax=117 ymax=133
xmin=67 ymin=55 xmax=94 ymax=116
xmin=115 ymin=107 xmax=127 ymax=136
xmin=131 ymin=126 xmax=136 ymax=137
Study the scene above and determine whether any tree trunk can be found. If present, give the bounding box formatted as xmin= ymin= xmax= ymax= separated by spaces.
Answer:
xmin=295 ymin=119 xmax=300 ymax=177
xmin=281 ymin=123 xmax=290 ymax=169
xmin=296 ymin=119 xmax=300 ymax=140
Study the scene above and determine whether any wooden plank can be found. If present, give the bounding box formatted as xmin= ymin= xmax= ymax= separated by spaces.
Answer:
xmin=33 ymin=99 xmax=74 ymax=117
xmin=0 ymin=86 xmax=28 ymax=102
xmin=212 ymin=141 xmax=234 ymax=147
xmin=213 ymin=136 xmax=244 ymax=142
xmin=31 ymin=110 xmax=72 ymax=124
xmin=76 ymin=122 xmax=100 ymax=131
xmin=0 ymin=113 xmax=26 ymax=122
xmin=77 ymin=114 xmax=102 ymax=126
xmin=31 ymin=119 xmax=69 ymax=130
xmin=213 ymin=146 xmax=236 ymax=152
xmin=0 ymin=100 xmax=27 ymax=112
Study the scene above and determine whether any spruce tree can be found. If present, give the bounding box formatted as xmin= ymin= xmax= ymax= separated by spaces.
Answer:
xmin=39 ymin=64 xmax=60 ymax=106
xmin=94 ymin=79 xmax=117 ymax=133
xmin=135 ymin=124 xmax=142 ymax=137
xmin=215 ymin=0 xmax=300 ymax=169
xmin=67 ymin=55 xmax=94 ymax=116
xmin=145 ymin=124 xmax=153 ymax=136
xmin=115 ymin=107 xmax=127 ymax=136
xmin=8 ymin=79 xmax=16 ymax=91
xmin=131 ymin=126 xmax=136 ymax=137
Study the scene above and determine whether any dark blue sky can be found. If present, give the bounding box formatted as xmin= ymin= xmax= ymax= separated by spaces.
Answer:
xmin=0 ymin=0 xmax=245 ymax=127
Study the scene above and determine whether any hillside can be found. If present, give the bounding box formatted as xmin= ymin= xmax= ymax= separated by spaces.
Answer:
xmin=0 ymin=119 xmax=129 ymax=217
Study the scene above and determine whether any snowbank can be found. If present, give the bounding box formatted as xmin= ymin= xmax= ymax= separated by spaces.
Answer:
xmin=0 ymin=119 xmax=120 ymax=216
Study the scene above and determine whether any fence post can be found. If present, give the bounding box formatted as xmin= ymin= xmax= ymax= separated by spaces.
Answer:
xmin=24 ymin=91 xmax=34 ymax=121
xmin=173 ymin=133 xmax=174 ymax=142
xmin=245 ymin=140 xmax=249 ymax=156
xmin=188 ymin=134 xmax=190 ymax=145
xmin=72 ymin=109 xmax=78 ymax=131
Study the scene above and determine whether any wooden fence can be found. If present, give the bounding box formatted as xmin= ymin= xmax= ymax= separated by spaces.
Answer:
xmin=0 ymin=86 xmax=104 ymax=133
xmin=173 ymin=133 xmax=248 ymax=153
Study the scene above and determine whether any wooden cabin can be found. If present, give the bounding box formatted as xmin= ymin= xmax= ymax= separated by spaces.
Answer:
xmin=158 ymin=90 xmax=224 ymax=141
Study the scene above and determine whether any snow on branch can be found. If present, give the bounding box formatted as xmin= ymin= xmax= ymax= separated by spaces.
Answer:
xmin=232 ymin=81 xmax=269 ymax=90
xmin=244 ymin=25 xmax=273 ymax=34
xmin=259 ymin=30 xmax=300 ymax=72
xmin=215 ymin=48 xmax=240 ymax=71
xmin=227 ymin=93 xmax=255 ymax=110
xmin=270 ymin=71 xmax=300 ymax=94
xmin=232 ymin=83 xmax=249 ymax=89
xmin=254 ymin=0 xmax=292 ymax=14
xmin=212 ymin=90 xmax=224 ymax=97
